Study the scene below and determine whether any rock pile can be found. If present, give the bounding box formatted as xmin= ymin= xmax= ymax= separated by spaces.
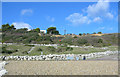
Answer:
xmin=0 ymin=61 xmax=8 ymax=77
xmin=0 ymin=51 xmax=118 ymax=61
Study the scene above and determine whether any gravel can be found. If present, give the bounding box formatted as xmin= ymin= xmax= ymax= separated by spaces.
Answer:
xmin=5 ymin=61 xmax=118 ymax=75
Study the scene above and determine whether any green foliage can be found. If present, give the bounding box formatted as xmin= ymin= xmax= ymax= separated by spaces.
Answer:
xmin=47 ymin=27 xmax=59 ymax=35
xmin=83 ymin=33 xmax=86 ymax=36
xmin=32 ymin=28 xmax=40 ymax=33
xmin=25 ymin=44 xmax=35 ymax=47
xmin=87 ymin=33 xmax=89 ymax=35
xmin=16 ymin=28 xmax=28 ymax=33
xmin=79 ymin=33 xmax=82 ymax=36
xmin=56 ymin=47 xmax=66 ymax=52
xmin=47 ymin=46 xmax=56 ymax=52
xmin=76 ymin=38 xmax=88 ymax=45
xmin=102 ymin=43 xmax=111 ymax=47
xmin=38 ymin=48 xmax=42 ymax=51
xmin=73 ymin=36 xmax=77 ymax=38
xmin=62 ymin=36 xmax=73 ymax=45
xmin=2 ymin=23 xmax=16 ymax=32
xmin=66 ymin=47 xmax=73 ymax=51
xmin=98 ymin=32 xmax=102 ymax=34
xmin=56 ymin=46 xmax=73 ymax=52
xmin=98 ymin=39 xmax=103 ymax=43
xmin=85 ymin=43 xmax=90 ymax=46
xmin=93 ymin=32 xmax=96 ymax=34
xmin=2 ymin=46 xmax=18 ymax=54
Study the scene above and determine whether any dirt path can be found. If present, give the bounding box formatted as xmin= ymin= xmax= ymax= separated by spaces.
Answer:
xmin=5 ymin=61 xmax=118 ymax=75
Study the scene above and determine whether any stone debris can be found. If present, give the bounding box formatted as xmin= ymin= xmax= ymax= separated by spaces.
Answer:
xmin=0 ymin=51 xmax=118 ymax=61
xmin=0 ymin=61 xmax=8 ymax=77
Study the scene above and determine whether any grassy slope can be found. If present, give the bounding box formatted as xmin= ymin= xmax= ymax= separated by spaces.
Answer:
xmin=0 ymin=44 xmax=118 ymax=56
xmin=26 ymin=46 xmax=118 ymax=55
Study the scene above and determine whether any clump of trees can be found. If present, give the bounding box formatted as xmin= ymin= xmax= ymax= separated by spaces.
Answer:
xmin=98 ymin=32 xmax=102 ymax=34
xmin=1 ymin=23 xmax=117 ymax=47
xmin=46 ymin=46 xmax=73 ymax=53
xmin=2 ymin=23 xmax=61 ymax=44
xmin=79 ymin=32 xmax=102 ymax=36
xmin=47 ymin=27 xmax=59 ymax=35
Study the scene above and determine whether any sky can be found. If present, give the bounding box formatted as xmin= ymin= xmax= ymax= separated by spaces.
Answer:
xmin=2 ymin=0 xmax=118 ymax=35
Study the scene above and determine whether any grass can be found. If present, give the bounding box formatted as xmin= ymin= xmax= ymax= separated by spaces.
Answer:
xmin=0 ymin=44 xmax=118 ymax=56
xmin=1 ymin=44 xmax=31 ymax=56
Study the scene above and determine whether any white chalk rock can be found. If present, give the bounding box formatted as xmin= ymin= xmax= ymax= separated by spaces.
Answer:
xmin=0 ymin=69 xmax=7 ymax=77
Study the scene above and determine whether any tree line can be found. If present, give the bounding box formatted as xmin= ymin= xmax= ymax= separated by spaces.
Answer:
xmin=1 ymin=23 xmax=60 ymax=35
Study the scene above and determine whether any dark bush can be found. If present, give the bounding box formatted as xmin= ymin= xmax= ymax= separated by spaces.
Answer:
xmin=98 ymin=39 xmax=103 ymax=43
xmin=66 ymin=47 xmax=73 ymax=51
xmin=25 ymin=44 xmax=34 ymax=47
xmin=47 ymin=46 xmax=56 ymax=52
xmin=38 ymin=48 xmax=42 ymax=51
xmin=2 ymin=47 xmax=18 ymax=54
xmin=76 ymin=38 xmax=88 ymax=45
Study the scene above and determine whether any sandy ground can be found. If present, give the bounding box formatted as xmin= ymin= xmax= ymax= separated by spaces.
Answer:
xmin=5 ymin=61 xmax=118 ymax=75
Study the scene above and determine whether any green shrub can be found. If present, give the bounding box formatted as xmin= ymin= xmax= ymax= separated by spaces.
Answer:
xmin=66 ymin=47 xmax=73 ymax=51
xmin=74 ymin=36 xmax=77 ymax=38
xmin=25 ymin=44 xmax=34 ymax=47
xmin=85 ymin=43 xmax=90 ymax=46
xmin=2 ymin=47 xmax=18 ymax=54
xmin=38 ymin=48 xmax=42 ymax=51
xmin=102 ymin=43 xmax=112 ymax=47
xmin=98 ymin=39 xmax=103 ymax=43
xmin=93 ymin=43 xmax=103 ymax=47
xmin=62 ymin=36 xmax=73 ymax=45
xmin=47 ymin=46 xmax=56 ymax=52
xmin=22 ymin=51 xmax=28 ymax=54
xmin=56 ymin=47 xmax=66 ymax=52
xmin=98 ymin=32 xmax=102 ymax=34
xmin=77 ymin=38 xmax=88 ymax=45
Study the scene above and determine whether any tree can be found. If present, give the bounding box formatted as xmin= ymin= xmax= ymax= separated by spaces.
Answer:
xmin=10 ymin=24 xmax=16 ymax=30
xmin=16 ymin=28 xmax=28 ymax=33
xmin=93 ymin=32 xmax=96 ymax=34
xmin=52 ymin=30 xmax=59 ymax=35
xmin=2 ymin=24 xmax=16 ymax=32
xmin=35 ymin=28 xmax=40 ymax=33
xmin=79 ymin=33 xmax=82 ymax=36
xmin=83 ymin=33 xmax=86 ymax=36
xmin=47 ymin=27 xmax=59 ymax=35
xmin=30 ymin=28 xmax=40 ymax=33
xmin=2 ymin=23 xmax=10 ymax=31
xmin=87 ymin=33 xmax=89 ymax=35
xmin=98 ymin=32 xmax=102 ymax=34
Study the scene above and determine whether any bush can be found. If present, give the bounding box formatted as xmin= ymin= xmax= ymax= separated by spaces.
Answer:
xmin=79 ymin=33 xmax=82 ymax=36
xmin=66 ymin=47 xmax=73 ymax=51
xmin=85 ymin=43 xmax=90 ymax=46
xmin=56 ymin=46 xmax=73 ymax=52
xmin=47 ymin=46 xmax=56 ymax=52
xmin=76 ymin=38 xmax=88 ymax=45
xmin=74 ymin=36 xmax=77 ymax=38
xmin=102 ymin=43 xmax=111 ymax=47
xmin=98 ymin=32 xmax=102 ymax=34
xmin=56 ymin=47 xmax=66 ymax=52
xmin=2 ymin=47 xmax=18 ymax=54
xmin=38 ymin=48 xmax=42 ymax=51
xmin=98 ymin=39 xmax=103 ymax=43
xmin=22 ymin=51 xmax=28 ymax=54
xmin=62 ymin=36 xmax=73 ymax=45
xmin=25 ymin=44 xmax=35 ymax=47
xmin=93 ymin=43 xmax=103 ymax=47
